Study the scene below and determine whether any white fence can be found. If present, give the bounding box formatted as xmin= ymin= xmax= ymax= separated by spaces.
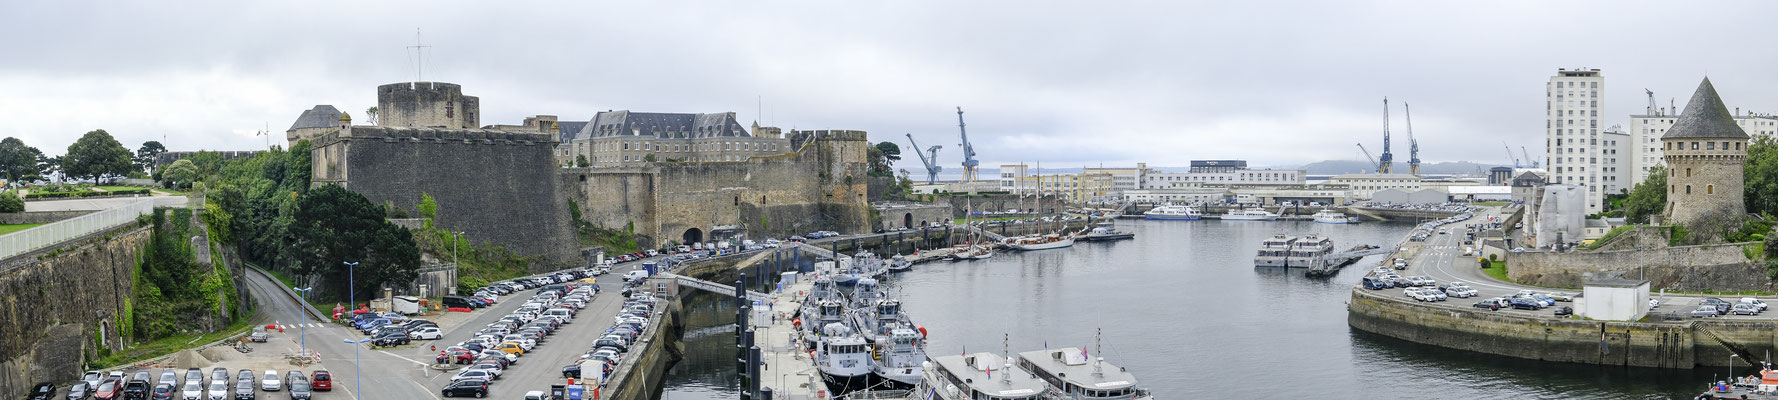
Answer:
xmin=0 ymin=199 xmax=158 ymax=261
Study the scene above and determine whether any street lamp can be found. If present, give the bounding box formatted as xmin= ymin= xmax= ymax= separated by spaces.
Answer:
xmin=293 ymin=287 xmax=313 ymax=360
xmin=343 ymin=337 xmax=371 ymax=399
xmin=344 ymin=261 xmax=360 ymax=399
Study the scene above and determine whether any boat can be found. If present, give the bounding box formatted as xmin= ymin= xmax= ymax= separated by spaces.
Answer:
xmin=914 ymin=352 xmax=1058 ymax=400
xmin=1219 ymin=208 xmax=1278 ymax=221
xmin=1074 ymin=224 xmax=1134 ymax=242
xmin=1015 ymin=335 xmax=1152 ymax=400
xmin=1005 ymin=234 xmax=1075 ymax=251
xmin=1696 ymin=362 xmax=1778 ymax=399
xmin=1253 ymin=234 xmax=1334 ymax=268
xmin=950 ymin=243 xmax=995 ymax=260
xmin=1312 ymin=209 xmax=1358 ymax=224
xmin=814 ymin=323 xmax=874 ymax=394
xmin=887 ymin=254 xmax=913 ymax=272
xmin=848 ymin=297 xmax=927 ymax=390
xmin=1142 ymin=204 xmax=1201 ymax=220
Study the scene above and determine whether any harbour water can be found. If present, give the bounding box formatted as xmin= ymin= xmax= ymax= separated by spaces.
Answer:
xmin=664 ymin=219 xmax=1720 ymax=399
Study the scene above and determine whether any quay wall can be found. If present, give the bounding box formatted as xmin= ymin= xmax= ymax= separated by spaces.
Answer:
xmin=608 ymin=297 xmax=683 ymax=400
xmin=1508 ymin=242 xmax=1765 ymax=291
xmin=1349 ymin=288 xmax=1778 ymax=369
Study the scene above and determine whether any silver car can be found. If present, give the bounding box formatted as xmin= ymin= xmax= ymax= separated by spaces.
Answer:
xmin=260 ymin=370 xmax=281 ymax=391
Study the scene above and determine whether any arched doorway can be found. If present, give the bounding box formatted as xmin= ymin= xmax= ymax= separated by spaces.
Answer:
xmin=903 ymin=213 xmax=913 ymax=228
xmin=682 ymin=228 xmax=703 ymax=245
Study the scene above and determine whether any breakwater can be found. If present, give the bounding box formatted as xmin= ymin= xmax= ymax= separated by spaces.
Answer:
xmin=1347 ymin=287 xmax=1778 ymax=369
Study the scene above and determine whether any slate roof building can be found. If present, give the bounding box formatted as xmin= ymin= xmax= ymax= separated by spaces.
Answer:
xmin=285 ymin=105 xmax=344 ymax=146
xmin=1661 ymin=77 xmax=1748 ymax=231
xmin=561 ymin=110 xmax=791 ymax=167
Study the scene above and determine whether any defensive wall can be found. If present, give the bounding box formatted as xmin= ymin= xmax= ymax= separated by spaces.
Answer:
xmin=942 ymin=194 xmax=1065 ymax=217
xmin=0 ymin=223 xmax=151 ymax=399
xmin=560 ymin=131 xmax=872 ymax=248
xmin=1348 ymin=287 xmax=1778 ymax=369
xmin=310 ymin=126 xmax=578 ymax=269
xmin=1508 ymin=241 xmax=1765 ymax=291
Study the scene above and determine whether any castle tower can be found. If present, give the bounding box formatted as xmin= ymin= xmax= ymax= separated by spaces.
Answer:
xmin=1661 ymin=77 xmax=1748 ymax=230
xmin=376 ymin=82 xmax=480 ymax=129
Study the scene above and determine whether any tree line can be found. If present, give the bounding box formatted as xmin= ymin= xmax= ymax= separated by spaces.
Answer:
xmin=0 ymin=130 xmax=167 ymax=185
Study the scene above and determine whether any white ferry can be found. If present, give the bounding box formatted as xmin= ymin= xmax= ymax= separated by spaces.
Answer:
xmin=1253 ymin=234 xmax=1335 ymax=268
xmin=1016 ymin=347 xmax=1152 ymax=399
xmin=1219 ymin=208 xmax=1278 ymax=221
xmin=1312 ymin=209 xmax=1357 ymax=224
xmin=1141 ymin=204 xmax=1201 ymax=220
xmin=914 ymin=352 xmax=1057 ymax=400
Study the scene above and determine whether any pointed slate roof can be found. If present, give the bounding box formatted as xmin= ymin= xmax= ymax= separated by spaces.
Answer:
xmin=287 ymin=105 xmax=342 ymax=132
xmin=1662 ymin=78 xmax=1749 ymax=139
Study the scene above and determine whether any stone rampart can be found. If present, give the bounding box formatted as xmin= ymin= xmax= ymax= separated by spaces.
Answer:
xmin=562 ymin=132 xmax=871 ymax=248
xmin=0 ymin=224 xmax=150 ymax=399
xmin=1509 ymin=242 xmax=1763 ymax=290
xmin=1353 ymin=288 xmax=1732 ymax=369
xmin=311 ymin=126 xmax=577 ymax=269
xmin=943 ymin=194 xmax=1065 ymax=217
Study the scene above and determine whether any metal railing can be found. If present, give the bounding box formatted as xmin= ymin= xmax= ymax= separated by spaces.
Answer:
xmin=0 ymin=199 xmax=156 ymax=261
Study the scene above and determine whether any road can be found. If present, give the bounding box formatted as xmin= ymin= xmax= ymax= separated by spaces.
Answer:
xmin=1372 ymin=207 xmax=1777 ymax=321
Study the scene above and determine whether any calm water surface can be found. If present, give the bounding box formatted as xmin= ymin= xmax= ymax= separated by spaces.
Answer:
xmin=664 ymin=219 xmax=1719 ymax=399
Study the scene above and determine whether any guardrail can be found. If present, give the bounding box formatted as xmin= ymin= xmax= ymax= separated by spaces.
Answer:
xmin=0 ymin=199 xmax=156 ymax=261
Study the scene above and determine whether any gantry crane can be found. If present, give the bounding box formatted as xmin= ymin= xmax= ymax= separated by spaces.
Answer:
xmin=906 ymin=133 xmax=943 ymax=184
xmin=1503 ymin=142 xmax=1521 ymax=168
xmin=1378 ymin=97 xmax=1394 ymax=174
xmin=955 ymin=107 xmax=980 ymax=182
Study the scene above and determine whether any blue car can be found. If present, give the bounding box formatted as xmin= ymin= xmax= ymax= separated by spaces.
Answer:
xmin=1509 ymin=298 xmax=1542 ymax=310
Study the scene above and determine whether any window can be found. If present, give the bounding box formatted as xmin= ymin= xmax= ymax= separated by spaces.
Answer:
xmin=1693 ymin=142 xmax=1699 ymax=150
xmin=1709 ymin=142 xmax=1716 ymax=150
xmin=1708 ymin=185 xmax=1714 ymax=195
xmin=1686 ymin=185 xmax=1692 ymax=194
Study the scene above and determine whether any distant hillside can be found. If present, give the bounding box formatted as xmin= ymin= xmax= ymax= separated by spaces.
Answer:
xmin=1293 ymin=160 xmax=1509 ymax=175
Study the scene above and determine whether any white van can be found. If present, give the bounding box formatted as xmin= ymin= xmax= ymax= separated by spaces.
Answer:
xmin=1740 ymin=298 xmax=1768 ymax=311
xmin=624 ymin=270 xmax=649 ymax=282
xmin=542 ymin=308 xmax=572 ymax=322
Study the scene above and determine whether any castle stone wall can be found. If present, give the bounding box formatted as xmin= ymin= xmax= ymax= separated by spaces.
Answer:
xmin=1663 ymin=138 xmax=1747 ymax=234
xmin=1509 ymin=242 xmax=1766 ymax=291
xmin=311 ymin=126 xmax=577 ymax=269
xmin=377 ymin=82 xmax=480 ymax=129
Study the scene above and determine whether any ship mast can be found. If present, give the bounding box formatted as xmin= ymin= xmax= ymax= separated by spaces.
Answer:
xmin=1093 ymin=328 xmax=1104 ymax=377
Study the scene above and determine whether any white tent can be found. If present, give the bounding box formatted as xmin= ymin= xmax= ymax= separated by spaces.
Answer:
xmin=1535 ymin=184 xmax=1585 ymax=247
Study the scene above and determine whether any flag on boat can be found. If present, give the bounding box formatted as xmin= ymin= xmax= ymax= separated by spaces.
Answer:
xmin=1081 ymin=347 xmax=1088 ymax=358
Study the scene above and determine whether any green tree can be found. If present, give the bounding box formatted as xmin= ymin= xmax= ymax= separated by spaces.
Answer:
xmin=286 ymin=185 xmax=421 ymax=301
xmin=160 ymin=159 xmax=199 ymax=188
xmin=867 ymin=147 xmax=890 ymax=177
xmin=576 ymin=154 xmax=589 ymax=168
xmin=365 ymin=107 xmax=379 ymax=125
xmin=1746 ymin=135 xmax=1778 ymax=216
xmin=0 ymin=137 xmax=40 ymax=183
xmin=1623 ymin=165 xmax=1667 ymax=223
xmin=64 ymin=130 xmax=134 ymax=183
xmin=875 ymin=141 xmax=901 ymax=163
xmin=135 ymin=141 xmax=167 ymax=173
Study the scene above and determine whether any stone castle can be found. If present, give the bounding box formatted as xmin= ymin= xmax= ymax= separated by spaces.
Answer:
xmin=1661 ymin=77 xmax=1748 ymax=232
xmin=293 ymin=82 xmax=871 ymax=268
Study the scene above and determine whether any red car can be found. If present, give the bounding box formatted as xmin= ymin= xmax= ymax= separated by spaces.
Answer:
xmin=310 ymin=371 xmax=332 ymax=391
xmin=437 ymin=349 xmax=476 ymax=364
xmin=93 ymin=380 xmax=120 ymax=400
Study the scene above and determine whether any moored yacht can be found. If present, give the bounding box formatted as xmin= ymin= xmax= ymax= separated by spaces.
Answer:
xmin=1142 ymin=204 xmax=1201 ymax=220
xmin=1074 ymin=224 xmax=1134 ymax=242
xmin=1006 ymin=234 xmax=1075 ymax=251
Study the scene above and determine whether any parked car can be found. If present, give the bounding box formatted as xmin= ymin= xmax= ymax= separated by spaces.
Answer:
xmin=258 ymin=371 xmax=279 ymax=392
xmin=308 ymin=371 xmax=330 ymax=392
xmin=206 ymin=381 xmax=226 ymax=400
xmin=450 ymin=369 xmax=495 ymax=383
xmin=147 ymin=384 xmax=173 ymax=400
xmin=440 ymin=379 xmax=489 ymax=398
xmin=122 ymin=373 xmax=150 ymax=400
xmin=1702 ymin=298 xmax=1733 ymax=314
xmin=66 ymin=382 xmax=89 ymax=400
xmin=1473 ymin=298 xmax=1508 ymax=310
xmin=409 ymin=327 xmax=444 ymax=340
xmin=1692 ymin=305 xmax=1722 ymax=318
xmin=1509 ymin=298 xmax=1542 ymax=310
xmin=285 ymin=379 xmax=310 ymax=400
xmin=93 ymin=380 xmax=120 ymax=400
xmin=1553 ymin=306 xmax=1574 ymax=316
xmin=231 ymin=379 xmax=253 ymax=400
xmin=180 ymin=382 xmax=201 ymax=400
xmin=28 ymin=383 xmax=56 ymax=400
xmin=1733 ymin=303 xmax=1761 ymax=315
xmin=157 ymin=372 xmax=178 ymax=390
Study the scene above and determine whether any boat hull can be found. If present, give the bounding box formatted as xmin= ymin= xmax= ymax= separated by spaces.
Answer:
xmin=1010 ymin=238 xmax=1074 ymax=251
xmin=1077 ymin=233 xmax=1134 ymax=241
xmin=820 ymin=370 xmax=873 ymax=395
xmin=1221 ymin=216 xmax=1276 ymax=221
xmin=1313 ymin=219 xmax=1350 ymax=224
xmin=1143 ymin=214 xmax=1201 ymax=220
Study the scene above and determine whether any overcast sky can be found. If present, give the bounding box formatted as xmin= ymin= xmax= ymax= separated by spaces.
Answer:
xmin=4 ymin=1 xmax=1775 ymax=172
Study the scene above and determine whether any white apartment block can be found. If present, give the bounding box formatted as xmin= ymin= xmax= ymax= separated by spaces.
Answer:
xmin=1545 ymin=68 xmax=1607 ymax=214
xmin=1600 ymin=127 xmax=1630 ymax=196
xmin=1329 ymin=173 xmax=1422 ymax=200
xmin=1628 ymin=111 xmax=1777 ymax=184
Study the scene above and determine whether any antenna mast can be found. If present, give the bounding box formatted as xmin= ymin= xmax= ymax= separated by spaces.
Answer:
xmin=407 ymin=28 xmax=432 ymax=82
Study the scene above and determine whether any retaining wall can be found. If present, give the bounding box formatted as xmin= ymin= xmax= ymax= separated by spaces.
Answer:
xmin=0 ymin=211 xmax=94 ymax=225
xmin=1348 ymin=288 xmax=1778 ymax=369
xmin=1509 ymin=242 xmax=1765 ymax=291
xmin=0 ymin=224 xmax=151 ymax=399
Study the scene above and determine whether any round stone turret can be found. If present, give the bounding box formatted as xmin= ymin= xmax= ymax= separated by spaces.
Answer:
xmin=1661 ymin=77 xmax=1748 ymax=231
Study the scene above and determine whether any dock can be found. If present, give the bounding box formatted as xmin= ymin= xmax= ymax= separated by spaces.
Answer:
xmin=1306 ymin=246 xmax=1391 ymax=277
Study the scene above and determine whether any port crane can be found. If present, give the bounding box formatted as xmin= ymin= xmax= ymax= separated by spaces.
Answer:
xmin=1520 ymin=146 xmax=1539 ymax=168
xmin=1405 ymin=102 xmax=1420 ymax=176
xmin=955 ymin=107 xmax=980 ymax=182
xmin=1502 ymin=142 xmax=1521 ymax=168
xmin=1378 ymin=97 xmax=1394 ymax=174
xmin=906 ymin=133 xmax=943 ymax=184
xmin=1356 ymin=143 xmax=1380 ymax=172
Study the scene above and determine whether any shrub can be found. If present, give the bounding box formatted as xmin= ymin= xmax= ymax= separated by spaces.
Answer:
xmin=0 ymin=192 xmax=22 ymax=213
